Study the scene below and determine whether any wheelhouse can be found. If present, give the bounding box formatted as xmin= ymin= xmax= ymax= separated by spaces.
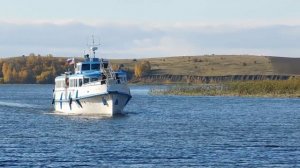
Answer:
xmin=75 ymin=57 xmax=109 ymax=74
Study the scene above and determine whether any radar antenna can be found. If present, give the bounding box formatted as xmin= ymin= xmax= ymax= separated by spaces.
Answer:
xmin=87 ymin=35 xmax=100 ymax=58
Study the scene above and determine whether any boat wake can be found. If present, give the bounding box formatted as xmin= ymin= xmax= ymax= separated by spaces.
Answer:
xmin=0 ymin=101 xmax=42 ymax=109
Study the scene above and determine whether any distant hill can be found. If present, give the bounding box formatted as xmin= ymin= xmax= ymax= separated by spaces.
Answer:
xmin=111 ymin=55 xmax=300 ymax=76
xmin=0 ymin=54 xmax=299 ymax=84
xmin=269 ymin=57 xmax=300 ymax=75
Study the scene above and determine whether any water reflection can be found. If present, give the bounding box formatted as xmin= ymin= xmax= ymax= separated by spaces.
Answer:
xmin=49 ymin=111 xmax=129 ymax=120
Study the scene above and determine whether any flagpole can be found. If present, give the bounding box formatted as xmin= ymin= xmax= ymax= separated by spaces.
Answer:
xmin=73 ymin=58 xmax=76 ymax=72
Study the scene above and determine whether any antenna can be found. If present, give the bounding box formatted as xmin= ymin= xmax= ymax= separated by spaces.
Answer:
xmin=87 ymin=35 xmax=100 ymax=58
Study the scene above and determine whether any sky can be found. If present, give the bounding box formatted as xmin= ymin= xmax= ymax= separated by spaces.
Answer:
xmin=0 ymin=0 xmax=300 ymax=58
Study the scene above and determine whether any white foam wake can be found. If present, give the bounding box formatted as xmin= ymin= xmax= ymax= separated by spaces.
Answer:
xmin=0 ymin=101 xmax=42 ymax=109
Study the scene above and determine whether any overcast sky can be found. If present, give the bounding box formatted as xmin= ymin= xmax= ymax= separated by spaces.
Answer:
xmin=1 ymin=0 xmax=300 ymax=58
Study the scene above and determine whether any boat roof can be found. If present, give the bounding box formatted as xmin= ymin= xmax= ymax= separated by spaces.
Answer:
xmin=79 ymin=57 xmax=108 ymax=64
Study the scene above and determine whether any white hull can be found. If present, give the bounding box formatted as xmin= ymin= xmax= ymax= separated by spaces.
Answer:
xmin=54 ymin=93 xmax=130 ymax=116
xmin=53 ymin=82 xmax=131 ymax=116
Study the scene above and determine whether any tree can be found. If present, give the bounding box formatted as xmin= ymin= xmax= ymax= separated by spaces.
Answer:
xmin=134 ymin=61 xmax=151 ymax=78
xmin=111 ymin=64 xmax=120 ymax=71
xmin=0 ymin=54 xmax=69 ymax=84
xmin=19 ymin=69 xmax=32 ymax=83
xmin=36 ymin=71 xmax=54 ymax=84
xmin=134 ymin=63 xmax=143 ymax=78
xmin=12 ymin=68 xmax=18 ymax=83
xmin=2 ymin=63 xmax=12 ymax=83
xmin=0 ymin=59 xmax=3 ymax=77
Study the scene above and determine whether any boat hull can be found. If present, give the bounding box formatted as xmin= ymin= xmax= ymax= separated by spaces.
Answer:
xmin=53 ymin=92 xmax=131 ymax=116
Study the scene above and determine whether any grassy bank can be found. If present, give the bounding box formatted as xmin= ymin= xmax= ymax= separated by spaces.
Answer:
xmin=150 ymin=79 xmax=300 ymax=97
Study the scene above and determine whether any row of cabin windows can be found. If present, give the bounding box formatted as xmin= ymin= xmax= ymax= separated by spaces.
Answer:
xmin=76 ymin=63 xmax=109 ymax=71
xmin=55 ymin=78 xmax=101 ymax=88
xmin=55 ymin=81 xmax=65 ymax=88
xmin=78 ymin=63 xmax=102 ymax=71
xmin=69 ymin=79 xmax=82 ymax=87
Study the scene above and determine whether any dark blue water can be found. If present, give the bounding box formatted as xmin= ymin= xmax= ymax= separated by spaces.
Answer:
xmin=0 ymin=85 xmax=299 ymax=167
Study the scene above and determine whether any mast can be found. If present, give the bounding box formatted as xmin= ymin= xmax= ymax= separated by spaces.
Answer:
xmin=89 ymin=35 xmax=100 ymax=58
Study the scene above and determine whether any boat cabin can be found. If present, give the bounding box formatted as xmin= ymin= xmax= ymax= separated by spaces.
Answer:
xmin=54 ymin=56 xmax=127 ymax=89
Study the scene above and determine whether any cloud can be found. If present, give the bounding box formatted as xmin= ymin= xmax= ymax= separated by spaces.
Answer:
xmin=0 ymin=20 xmax=300 ymax=58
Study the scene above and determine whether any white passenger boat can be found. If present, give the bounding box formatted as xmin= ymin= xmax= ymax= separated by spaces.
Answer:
xmin=52 ymin=45 xmax=131 ymax=116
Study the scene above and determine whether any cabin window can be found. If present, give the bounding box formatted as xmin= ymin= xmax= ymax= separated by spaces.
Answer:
xmin=82 ymin=64 xmax=90 ymax=71
xmin=79 ymin=79 xmax=82 ymax=87
xmin=69 ymin=79 xmax=73 ymax=87
xmin=76 ymin=65 xmax=81 ymax=71
xmin=103 ymin=62 xmax=108 ymax=68
xmin=91 ymin=78 xmax=98 ymax=82
xmin=84 ymin=78 xmax=89 ymax=84
xmin=56 ymin=80 xmax=65 ymax=88
xmin=91 ymin=64 xmax=100 ymax=70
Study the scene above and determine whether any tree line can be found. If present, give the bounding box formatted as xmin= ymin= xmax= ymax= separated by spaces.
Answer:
xmin=0 ymin=54 xmax=70 ymax=84
xmin=0 ymin=54 xmax=152 ymax=84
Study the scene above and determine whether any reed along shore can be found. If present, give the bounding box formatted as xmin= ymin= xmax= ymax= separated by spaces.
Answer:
xmin=150 ymin=79 xmax=300 ymax=98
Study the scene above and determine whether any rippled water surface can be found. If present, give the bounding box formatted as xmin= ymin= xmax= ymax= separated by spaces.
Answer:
xmin=0 ymin=84 xmax=299 ymax=167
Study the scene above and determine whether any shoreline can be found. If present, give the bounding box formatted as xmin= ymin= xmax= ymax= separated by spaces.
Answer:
xmin=149 ymin=80 xmax=300 ymax=98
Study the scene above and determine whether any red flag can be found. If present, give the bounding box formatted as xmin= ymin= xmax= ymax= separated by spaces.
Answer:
xmin=66 ymin=58 xmax=75 ymax=65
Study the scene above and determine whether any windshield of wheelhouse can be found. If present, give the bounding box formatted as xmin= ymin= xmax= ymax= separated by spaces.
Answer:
xmin=82 ymin=64 xmax=90 ymax=71
xmin=91 ymin=63 xmax=100 ymax=70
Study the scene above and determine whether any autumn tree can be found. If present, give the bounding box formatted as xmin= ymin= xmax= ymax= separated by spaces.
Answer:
xmin=0 ymin=54 xmax=69 ymax=84
xmin=36 ymin=71 xmax=54 ymax=84
xmin=111 ymin=64 xmax=125 ymax=71
xmin=111 ymin=64 xmax=120 ymax=71
xmin=19 ymin=69 xmax=34 ymax=83
xmin=134 ymin=61 xmax=151 ymax=78
xmin=2 ymin=62 xmax=12 ymax=83
xmin=0 ymin=59 xmax=3 ymax=78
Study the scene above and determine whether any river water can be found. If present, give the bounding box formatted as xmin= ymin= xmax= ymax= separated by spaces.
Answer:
xmin=0 ymin=84 xmax=299 ymax=167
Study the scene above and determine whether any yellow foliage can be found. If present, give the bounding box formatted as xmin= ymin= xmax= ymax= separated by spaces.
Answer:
xmin=36 ymin=71 xmax=53 ymax=84
xmin=111 ymin=64 xmax=120 ymax=71
xmin=134 ymin=61 xmax=151 ymax=78
xmin=2 ymin=62 xmax=12 ymax=83
xmin=1 ymin=54 xmax=68 ymax=83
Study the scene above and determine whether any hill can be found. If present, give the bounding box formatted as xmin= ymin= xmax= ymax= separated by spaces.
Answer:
xmin=269 ymin=57 xmax=300 ymax=75
xmin=0 ymin=54 xmax=299 ymax=84
xmin=111 ymin=55 xmax=300 ymax=76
